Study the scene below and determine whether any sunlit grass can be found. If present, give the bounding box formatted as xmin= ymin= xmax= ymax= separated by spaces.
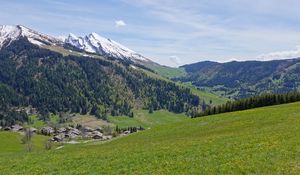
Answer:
xmin=108 ymin=109 xmax=188 ymax=128
xmin=1 ymin=102 xmax=299 ymax=174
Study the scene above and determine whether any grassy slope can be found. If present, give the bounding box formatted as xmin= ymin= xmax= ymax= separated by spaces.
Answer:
xmin=147 ymin=64 xmax=187 ymax=79
xmin=108 ymin=110 xmax=188 ymax=128
xmin=25 ymin=114 xmax=60 ymax=129
xmin=144 ymin=64 xmax=229 ymax=105
xmin=0 ymin=132 xmax=50 ymax=154
xmin=140 ymin=68 xmax=228 ymax=106
xmin=23 ymin=110 xmax=186 ymax=132
xmin=1 ymin=102 xmax=299 ymax=174
xmin=180 ymin=82 xmax=229 ymax=106
xmin=71 ymin=114 xmax=113 ymax=128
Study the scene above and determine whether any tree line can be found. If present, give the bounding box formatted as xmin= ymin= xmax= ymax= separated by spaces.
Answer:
xmin=195 ymin=91 xmax=300 ymax=118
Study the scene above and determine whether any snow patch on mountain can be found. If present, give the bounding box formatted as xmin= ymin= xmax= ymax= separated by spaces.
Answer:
xmin=0 ymin=25 xmax=152 ymax=63
xmin=0 ymin=25 xmax=21 ymax=48
xmin=27 ymin=38 xmax=43 ymax=46
xmin=65 ymin=32 xmax=151 ymax=62
xmin=0 ymin=25 xmax=62 ymax=49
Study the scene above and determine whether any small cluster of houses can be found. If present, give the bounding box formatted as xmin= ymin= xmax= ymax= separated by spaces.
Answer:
xmin=0 ymin=125 xmax=31 ymax=132
xmin=0 ymin=124 xmax=139 ymax=143
xmin=0 ymin=125 xmax=144 ymax=142
xmin=44 ymin=126 xmax=113 ymax=142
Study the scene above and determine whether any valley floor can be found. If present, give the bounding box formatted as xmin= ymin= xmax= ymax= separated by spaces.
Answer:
xmin=0 ymin=102 xmax=300 ymax=174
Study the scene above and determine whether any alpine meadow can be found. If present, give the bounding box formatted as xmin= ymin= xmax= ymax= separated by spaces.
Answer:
xmin=0 ymin=1 xmax=300 ymax=174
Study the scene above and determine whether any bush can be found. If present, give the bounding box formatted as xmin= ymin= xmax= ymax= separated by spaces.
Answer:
xmin=44 ymin=140 xmax=53 ymax=150
xmin=102 ymin=126 xmax=113 ymax=135
xmin=21 ymin=128 xmax=33 ymax=152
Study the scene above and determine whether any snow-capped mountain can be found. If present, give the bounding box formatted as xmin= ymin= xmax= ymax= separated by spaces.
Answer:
xmin=65 ymin=32 xmax=151 ymax=62
xmin=0 ymin=25 xmax=63 ymax=48
xmin=0 ymin=25 xmax=152 ymax=63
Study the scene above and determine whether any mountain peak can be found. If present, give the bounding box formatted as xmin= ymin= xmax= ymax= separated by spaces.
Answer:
xmin=0 ymin=25 xmax=63 ymax=48
xmin=0 ymin=25 xmax=21 ymax=48
xmin=68 ymin=33 xmax=78 ymax=40
xmin=90 ymin=32 xmax=100 ymax=38
xmin=66 ymin=32 xmax=151 ymax=62
xmin=0 ymin=25 xmax=152 ymax=63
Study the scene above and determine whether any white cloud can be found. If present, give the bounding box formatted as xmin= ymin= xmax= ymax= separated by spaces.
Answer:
xmin=115 ymin=20 xmax=126 ymax=28
xmin=257 ymin=46 xmax=300 ymax=61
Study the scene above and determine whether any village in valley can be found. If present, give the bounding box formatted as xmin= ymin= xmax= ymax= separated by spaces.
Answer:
xmin=0 ymin=107 xmax=145 ymax=146
xmin=1 ymin=123 xmax=144 ymax=145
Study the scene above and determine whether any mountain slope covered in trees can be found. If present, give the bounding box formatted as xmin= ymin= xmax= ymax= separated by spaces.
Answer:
xmin=197 ymin=91 xmax=300 ymax=117
xmin=178 ymin=59 xmax=300 ymax=99
xmin=0 ymin=37 xmax=201 ymax=126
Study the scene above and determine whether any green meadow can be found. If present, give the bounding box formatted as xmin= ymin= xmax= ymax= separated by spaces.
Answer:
xmin=139 ymin=67 xmax=228 ymax=106
xmin=0 ymin=132 xmax=49 ymax=154
xmin=108 ymin=109 xmax=188 ymax=128
xmin=181 ymin=82 xmax=230 ymax=106
xmin=0 ymin=102 xmax=299 ymax=174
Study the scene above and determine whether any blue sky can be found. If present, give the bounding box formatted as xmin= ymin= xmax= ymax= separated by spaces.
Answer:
xmin=1 ymin=0 xmax=300 ymax=67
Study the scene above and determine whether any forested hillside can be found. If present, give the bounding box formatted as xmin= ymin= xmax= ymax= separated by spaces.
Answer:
xmin=0 ymin=38 xmax=201 ymax=126
xmin=178 ymin=60 xmax=300 ymax=99
xmin=197 ymin=91 xmax=300 ymax=117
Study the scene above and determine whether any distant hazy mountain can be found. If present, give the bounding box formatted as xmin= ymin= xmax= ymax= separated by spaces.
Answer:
xmin=178 ymin=59 xmax=300 ymax=99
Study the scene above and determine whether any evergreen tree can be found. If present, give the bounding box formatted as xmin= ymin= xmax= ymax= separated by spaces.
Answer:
xmin=196 ymin=91 xmax=300 ymax=118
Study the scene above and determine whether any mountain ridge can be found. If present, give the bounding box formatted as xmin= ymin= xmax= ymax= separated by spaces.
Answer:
xmin=0 ymin=30 xmax=202 ymax=126
xmin=178 ymin=58 xmax=300 ymax=99
xmin=0 ymin=25 xmax=153 ymax=64
xmin=0 ymin=25 xmax=63 ymax=48
xmin=65 ymin=32 xmax=152 ymax=63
